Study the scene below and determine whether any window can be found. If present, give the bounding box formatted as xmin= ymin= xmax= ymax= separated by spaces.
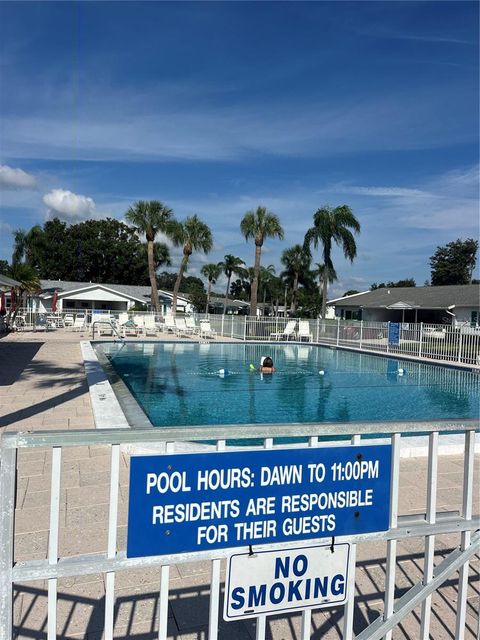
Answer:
xmin=65 ymin=300 xmax=75 ymax=309
xmin=472 ymin=311 xmax=479 ymax=327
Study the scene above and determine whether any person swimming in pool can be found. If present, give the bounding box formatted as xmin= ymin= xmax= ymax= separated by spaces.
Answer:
xmin=259 ymin=356 xmax=275 ymax=373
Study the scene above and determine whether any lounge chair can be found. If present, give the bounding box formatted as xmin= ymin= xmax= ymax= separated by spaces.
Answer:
xmin=72 ymin=314 xmax=86 ymax=331
xmin=143 ymin=315 xmax=159 ymax=336
xmin=63 ymin=313 xmax=74 ymax=329
xmin=118 ymin=312 xmax=129 ymax=326
xmin=185 ymin=316 xmax=199 ymax=334
xmin=270 ymin=320 xmax=297 ymax=341
xmin=133 ymin=315 xmax=145 ymax=332
xmin=199 ymin=320 xmax=217 ymax=339
xmin=123 ymin=321 xmax=138 ymax=337
xmin=298 ymin=320 xmax=313 ymax=342
xmin=163 ymin=315 xmax=177 ymax=334
xmin=175 ymin=317 xmax=189 ymax=337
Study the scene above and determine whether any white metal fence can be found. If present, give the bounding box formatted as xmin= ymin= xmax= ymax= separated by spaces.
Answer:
xmin=6 ymin=309 xmax=480 ymax=366
xmin=0 ymin=422 xmax=478 ymax=639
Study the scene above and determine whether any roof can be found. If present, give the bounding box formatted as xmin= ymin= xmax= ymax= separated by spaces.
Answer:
xmin=328 ymin=285 xmax=480 ymax=309
xmin=39 ymin=279 xmax=190 ymax=304
xmin=0 ymin=273 xmax=21 ymax=288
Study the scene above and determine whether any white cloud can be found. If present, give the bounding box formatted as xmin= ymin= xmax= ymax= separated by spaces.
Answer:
xmin=0 ymin=165 xmax=37 ymax=190
xmin=43 ymin=189 xmax=96 ymax=220
xmin=341 ymin=186 xmax=433 ymax=197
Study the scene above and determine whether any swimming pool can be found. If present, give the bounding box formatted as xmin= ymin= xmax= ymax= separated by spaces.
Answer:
xmin=96 ymin=342 xmax=479 ymax=428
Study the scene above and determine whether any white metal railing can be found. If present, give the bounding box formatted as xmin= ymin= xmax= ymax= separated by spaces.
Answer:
xmin=6 ymin=309 xmax=480 ymax=365
xmin=0 ymin=422 xmax=478 ymax=640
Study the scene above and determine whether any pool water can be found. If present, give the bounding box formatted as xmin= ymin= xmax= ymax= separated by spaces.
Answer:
xmin=97 ymin=342 xmax=480 ymax=428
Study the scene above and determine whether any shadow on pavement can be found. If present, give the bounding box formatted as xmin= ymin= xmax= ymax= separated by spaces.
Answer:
xmin=12 ymin=554 xmax=478 ymax=640
xmin=0 ymin=342 xmax=44 ymax=386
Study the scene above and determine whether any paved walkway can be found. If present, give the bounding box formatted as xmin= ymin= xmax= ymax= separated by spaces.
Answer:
xmin=0 ymin=330 xmax=478 ymax=639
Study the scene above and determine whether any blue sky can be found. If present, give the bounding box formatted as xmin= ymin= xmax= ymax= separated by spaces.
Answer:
xmin=0 ymin=1 xmax=478 ymax=296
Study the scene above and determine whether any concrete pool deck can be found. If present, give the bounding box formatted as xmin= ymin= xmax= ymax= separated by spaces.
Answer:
xmin=0 ymin=330 xmax=479 ymax=639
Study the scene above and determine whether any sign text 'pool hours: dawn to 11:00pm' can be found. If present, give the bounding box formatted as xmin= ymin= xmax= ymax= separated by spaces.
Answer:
xmin=126 ymin=445 xmax=392 ymax=558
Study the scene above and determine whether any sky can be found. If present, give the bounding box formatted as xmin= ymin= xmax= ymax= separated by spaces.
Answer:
xmin=0 ymin=1 xmax=478 ymax=298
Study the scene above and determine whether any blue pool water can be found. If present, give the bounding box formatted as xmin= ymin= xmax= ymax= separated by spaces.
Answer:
xmin=97 ymin=342 xmax=479 ymax=428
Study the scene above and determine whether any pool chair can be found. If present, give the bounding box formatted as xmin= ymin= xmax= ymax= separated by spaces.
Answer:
xmin=185 ymin=316 xmax=199 ymax=334
xmin=118 ymin=312 xmax=129 ymax=326
xmin=162 ymin=315 xmax=177 ymax=334
xmin=122 ymin=321 xmax=138 ymax=337
xmin=133 ymin=315 xmax=145 ymax=332
xmin=175 ymin=317 xmax=190 ymax=337
xmin=72 ymin=314 xmax=86 ymax=332
xmin=270 ymin=319 xmax=297 ymax=341
xmin=199 ymin=320 xmax=217 ymax=339
xmin=143 ymin=315 xmax=159 ymax=336
xmin=298 ymin=320 xmax=313 ymax=342
xmin=63 ymin=313 xmax=75 ymax=329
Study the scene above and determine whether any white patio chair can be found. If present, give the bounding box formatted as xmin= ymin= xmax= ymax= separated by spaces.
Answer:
xmin=270 ymin=320 xmax=297 ymax=341
xmin=72 ymin=314 xmax=86 ymax=331
xmin=143 ymin=315 xmax=159 ymax=336
xmin=133 ymin=315 xmax=145 ymax=331
xmin=163 ymin=315 xmax=177 ymax=334
xmin=123 ymin=321 xmax=138 ymax=337
xmin=298 ymin=320 xmax=313 ymax=342
xmin=175 ymin=317 xmax=189 ymax=337
xmin=199 ymin=320 xmax=217 ymax=339
xmin=63 ymin=313 xmax=74 ymax=329
xmin=185 ymin=316 xmax=199 ymax=334
xmin=118 ymin=312 xmax=129 ymax=326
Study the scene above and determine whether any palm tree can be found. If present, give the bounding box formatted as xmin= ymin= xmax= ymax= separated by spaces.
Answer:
xmin=240 ymin=206 xmax=284 ymax=316
xmin=12 ymin=225 xmax=45 ymax=266
xmin=280 ymin=245 xmax=311 ymax=315
xmin=304 ymin=205 xmax=360 ymax=318
xmin=6 ymin=263 xmax=40 ymax=327
xmin=201 ymin=263 xmax=222 ymax=313
xmin=170 ymin=215 xmax=213 ymax=314
xmin=125 ymin=200 xmax=174 ymax=312
xmin=218 ymin=254 xmax=246 ymax=314
xmin=259 ymin=264 xmax=276 ymax=312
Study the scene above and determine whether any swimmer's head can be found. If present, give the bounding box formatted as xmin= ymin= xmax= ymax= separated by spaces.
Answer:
xmin=262 ymin=356 xmax=274 ymax=368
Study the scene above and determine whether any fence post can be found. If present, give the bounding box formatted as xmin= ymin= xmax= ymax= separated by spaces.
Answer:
xmin=386 ymin=321 xmax=390 ymax=353
xmin=336 ymin=317 xmax=340 ymax=347
xmin=359 ymin=320 xmax=363 ymax=349
xmin=316 ymin=318 xmax=320 ymax=343
xmin=0 ymin=446 xmax=17 ymax=640
xmin=243 ymin=315 xmax=247 ymax=341
xmin=221 ymin=314 xmax=225 ymax=338
xmin=419 ymin=323 xmax=423 ymax=357
xmin=457 ymin=330 xmax=463 ymax=363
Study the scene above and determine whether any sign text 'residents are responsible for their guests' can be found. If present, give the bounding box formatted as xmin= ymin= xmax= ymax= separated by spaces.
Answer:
xmin=126 ymin=445 xmax=392 ymax=558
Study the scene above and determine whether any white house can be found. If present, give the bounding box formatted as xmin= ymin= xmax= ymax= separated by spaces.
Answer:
xmin=35 ymin=280 xmax=192 ymax=315
xmin=328 ymin=284 xmax=480 ymax=326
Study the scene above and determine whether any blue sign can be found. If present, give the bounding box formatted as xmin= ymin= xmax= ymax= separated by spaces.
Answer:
xmin=388 ymin=322 xmax=400 ymax=345
xmin=126 ymin=445 xmax=392 ymax=558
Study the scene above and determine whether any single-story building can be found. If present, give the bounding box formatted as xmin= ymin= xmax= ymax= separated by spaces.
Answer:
xmin=207 ymin=296 xmax=250 ymax=315
xmin=328 ymin=284 xmax=480 ymax=326
xmin=30 ymin=280 xmax=192 ymax=315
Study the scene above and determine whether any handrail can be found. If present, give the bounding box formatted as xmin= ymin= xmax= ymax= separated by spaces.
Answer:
xmin=91 ymin=320 xmax=124 ymax=341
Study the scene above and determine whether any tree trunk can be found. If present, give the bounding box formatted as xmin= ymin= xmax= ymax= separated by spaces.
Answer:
xmin=290 ymin=272 xmax=299 ymax=315
xmin=205 ymin=280 xmax=212 ymax=313
xmin=250 ymin=244 xmax=262 ymax=317
xmin=223 ymin=275 xmax=232 ymax=315
xmin=321 ymin=265 xmax=329 ymax=319
xmin=275 ymin=297 xmax=279 ymax=316
xmin=147 ymin=240 xmax=160 ymax=312
xmin=172 ymin=254 xmax=189 ymax=315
